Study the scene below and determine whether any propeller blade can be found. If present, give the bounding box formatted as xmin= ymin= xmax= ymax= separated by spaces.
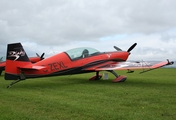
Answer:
xmin=127 ymin=43 xmax=137 ymax=52
xmin=36 ymin=53 xmax=40 ymax=57
xmin=114 ymin=46 xmax=122 ymax=51
xmin=40 ymin=53 xmax=45 ymax=60
xmin=36 ymin=53 xmax=45 ymax=60
xmin=0 ymin=57 xmax=3 ymax=61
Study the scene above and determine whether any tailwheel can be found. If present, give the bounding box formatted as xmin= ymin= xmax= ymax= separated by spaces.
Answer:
xmin=89 ymin=71 xmax=102 ymax=81
xmin=112 ymin=75 xmax=127 ymax=83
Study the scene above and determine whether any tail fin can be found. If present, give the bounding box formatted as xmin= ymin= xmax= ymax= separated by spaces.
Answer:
xmin=5 ymin=43 xmax=32 ymax=80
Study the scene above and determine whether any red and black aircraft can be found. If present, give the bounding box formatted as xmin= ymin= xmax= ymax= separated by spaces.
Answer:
xmin=0 ymin=53 xmax=44 ymax=76
xmin=4 ymin=43 xmax=174 ymax=88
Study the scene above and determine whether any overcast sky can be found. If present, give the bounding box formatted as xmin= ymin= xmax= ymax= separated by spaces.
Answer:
xmin=0 ymin=0 xmax=176 ymax=61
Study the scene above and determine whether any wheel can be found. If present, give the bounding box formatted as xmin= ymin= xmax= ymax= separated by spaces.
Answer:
xmin=89 ymin=75 xmax=102 ymax=81
xmin=112 ymin=75 xmax=127 ymax=83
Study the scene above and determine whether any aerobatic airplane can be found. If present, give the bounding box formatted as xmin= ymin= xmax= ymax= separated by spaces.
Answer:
xmin=0 ymin=53 xmax=44 ymax=75
xmin=4 ymin=42 xmax=174 ymax=88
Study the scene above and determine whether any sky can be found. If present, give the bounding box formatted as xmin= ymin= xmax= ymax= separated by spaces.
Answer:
xmin=0 ymin=0 xmax=176 ymax=61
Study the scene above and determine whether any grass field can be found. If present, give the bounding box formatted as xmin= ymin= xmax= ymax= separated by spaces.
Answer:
xmin=0 ymin=68 xmax=176 ymax=120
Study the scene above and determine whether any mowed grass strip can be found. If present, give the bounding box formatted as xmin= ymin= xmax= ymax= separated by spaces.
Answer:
xmin=0 ymin=68 xmax=176 ymax=120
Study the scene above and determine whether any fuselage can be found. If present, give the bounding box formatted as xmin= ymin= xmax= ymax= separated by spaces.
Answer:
xmin=23 ymin=51 xmax=129 ymax=78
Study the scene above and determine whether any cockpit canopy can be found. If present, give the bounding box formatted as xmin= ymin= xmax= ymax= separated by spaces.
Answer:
xmin=65 ymin=47 xmax=100 ymax=60
xmin=0 ymin=57 xmax=5 ymax=62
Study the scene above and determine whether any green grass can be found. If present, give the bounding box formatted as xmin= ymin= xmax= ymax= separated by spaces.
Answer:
xmin=0 ymin=68 xmax=176 ymax=120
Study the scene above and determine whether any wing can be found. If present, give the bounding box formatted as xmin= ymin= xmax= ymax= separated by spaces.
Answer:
xmin=86 ymin=60 xmax=174 ymax=73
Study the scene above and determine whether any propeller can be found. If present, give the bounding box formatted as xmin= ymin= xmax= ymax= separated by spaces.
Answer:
xmin=0 ymin=57 xmax=3 ymax=62
xmin=114 ymin=43 xmax=137 ymax=53
xmin=113 ymin=46 xmax=122 ymax=51
xmin=36 ymin=53 xmax=45 ymax=60
xmin=127 ymin=43 xmax=137 ymax=52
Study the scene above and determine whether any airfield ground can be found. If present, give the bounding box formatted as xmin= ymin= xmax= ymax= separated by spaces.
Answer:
xmin=0 ymin=68 xmax=176 ymax=120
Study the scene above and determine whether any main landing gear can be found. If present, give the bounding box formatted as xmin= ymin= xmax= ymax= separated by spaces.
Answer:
xmin=89 ymin=70 xmax=127 ymax=82
xmin=89 ymin=71 xmax=102 ymax=80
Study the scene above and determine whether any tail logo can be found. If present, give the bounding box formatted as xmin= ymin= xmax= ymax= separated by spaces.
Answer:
xmin=8 ymin=50 xmax=25 ymax=61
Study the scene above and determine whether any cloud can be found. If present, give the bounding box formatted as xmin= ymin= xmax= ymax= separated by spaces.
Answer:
xmin=0 ymin=0 xmax=176 ymax=61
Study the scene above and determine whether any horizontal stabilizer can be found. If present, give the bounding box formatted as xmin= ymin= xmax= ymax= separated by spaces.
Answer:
xmin=19 ymin=65 xmax=45 ymax=70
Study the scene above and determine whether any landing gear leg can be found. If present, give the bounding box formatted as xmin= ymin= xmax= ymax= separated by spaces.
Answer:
xmin=107 ymin=70 xmax=127 ymax=82
xmin=107 ymin=70 xmax=119 ymax=77
xmin=89 ymin=71 xmax=102 ymax=81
